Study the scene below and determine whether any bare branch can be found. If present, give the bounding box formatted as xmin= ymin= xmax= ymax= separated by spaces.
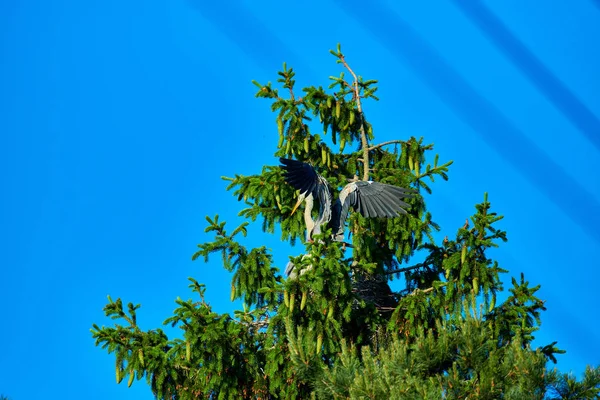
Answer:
xmin=339 ymin=55 xmax=370 ymax=181
xmin=385 ymin=264 xmax=423 ymax=275
xmin=340 ymin=80 xmax=354 ymax=91
xmin=409 ymin=287 xmax=435 ymax=296
xmin=367 ymin=140 xmax=406 ymax=151
xmin=375 ymin=306 xmax=396 ymax=311
xmin=247 ymin=319 xmax=270 ymax=329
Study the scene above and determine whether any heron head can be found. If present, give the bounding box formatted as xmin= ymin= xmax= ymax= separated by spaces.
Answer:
xmin=290 ymin=192 xmax=306 ymax=216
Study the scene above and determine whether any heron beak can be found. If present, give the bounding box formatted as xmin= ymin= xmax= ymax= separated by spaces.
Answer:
xmin=290 ymin=197 xmax=303 ymax=216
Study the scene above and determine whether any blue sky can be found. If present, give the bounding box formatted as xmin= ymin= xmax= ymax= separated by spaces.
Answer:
xmin=1 ymin=1 xmax=599 ymax=398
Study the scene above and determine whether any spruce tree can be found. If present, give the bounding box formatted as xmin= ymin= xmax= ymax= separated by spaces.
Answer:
xmin=92 ymin=46 xmax=600 ymax=399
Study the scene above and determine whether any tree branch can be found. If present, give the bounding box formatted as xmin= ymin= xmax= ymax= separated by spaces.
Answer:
xmin=367 ymin=140 xmax=406 ymax=151
xmin=409 ymin=286 xmax=435 ymax=296
xmin=247 ymin=319 xmax=269 ymax=329
xmin=385 ymin=264 xmax=423 ymax=275
xmin=339 ymin=55 xmax=370 ymax=181
xmin=375 ymin=306 xmax=396 ymax=311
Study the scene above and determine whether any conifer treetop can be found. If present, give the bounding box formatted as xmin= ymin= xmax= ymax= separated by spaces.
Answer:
xmin=91 ymin=45 xmax=599 ymax=399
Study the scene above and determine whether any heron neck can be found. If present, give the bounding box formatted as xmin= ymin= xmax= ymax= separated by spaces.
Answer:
xmin=304 ymin=194 xmax=315 ymax=241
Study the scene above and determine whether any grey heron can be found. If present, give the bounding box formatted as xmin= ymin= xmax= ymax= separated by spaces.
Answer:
xmin=280 ymin=157 xmax=414 ymax=244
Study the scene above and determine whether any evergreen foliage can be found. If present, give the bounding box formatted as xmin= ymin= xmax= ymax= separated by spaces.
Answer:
xmin=92 ymin=46 xmax=600 ymax=399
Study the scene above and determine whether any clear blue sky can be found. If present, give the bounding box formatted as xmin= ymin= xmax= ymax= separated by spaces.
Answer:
xmin=1 ymin=1 xmax=599 ymax=398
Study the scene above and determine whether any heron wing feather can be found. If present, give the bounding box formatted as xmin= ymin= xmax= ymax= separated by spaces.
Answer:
xmin=279 ymin=158 xmax=319 ymax=195
xmin=353 ymin=181 xmax=412 ymax=217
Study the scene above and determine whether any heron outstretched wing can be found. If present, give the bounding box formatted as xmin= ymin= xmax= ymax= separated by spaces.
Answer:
xmin=333 ymin=181 xmax=414 ymax=239
xmin=280 ymin=158 xmax=333 ymax=239
xmin=346 ymin=181 xmax=413 ymax=218
xmin=279 ymin=158 xmax=319 ymax=196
